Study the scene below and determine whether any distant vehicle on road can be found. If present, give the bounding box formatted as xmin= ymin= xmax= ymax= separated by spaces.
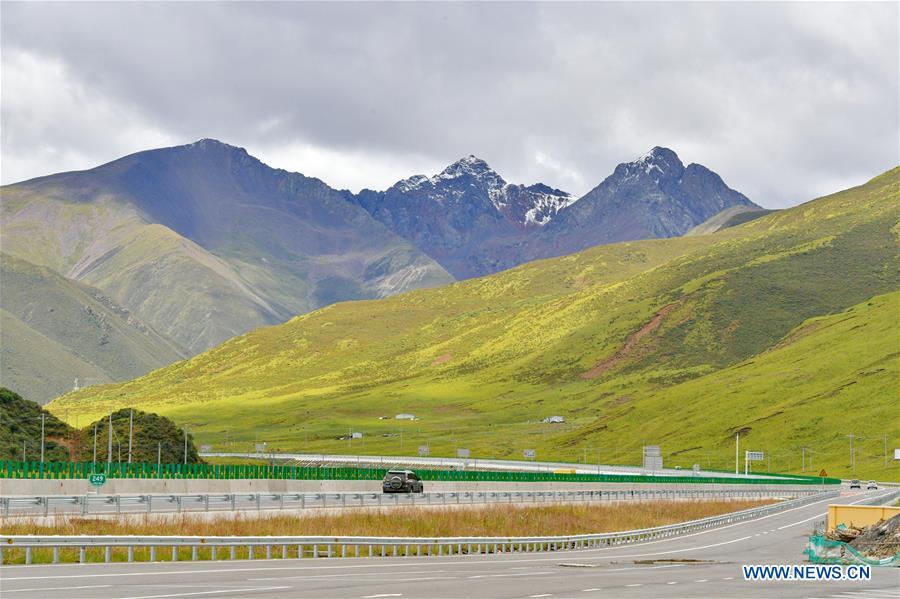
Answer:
xmin=382 ymin=470 xmax=424 ymax=493
xmin=849 ymin=479 xmax=861 ymax=489
xmin=866 ymin=481 xmax=878 ymax=490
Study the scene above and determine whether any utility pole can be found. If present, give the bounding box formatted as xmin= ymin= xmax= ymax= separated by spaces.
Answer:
xmin=847 ymin=434 xmax=855 ymax=472
xmin=93 ymin=423 xmax=98 ymax=465
xmin=157 ymin=442 xmax=162 ymax=474
xmin=183 ymin=427 xmax=188 ymax=464
xmin=128 ymin=409 xmax=134 ymax=464
xmin=801 ymin=447 xmax=805 ymax=472
xmin=40 ymin=413 xmax=45 ymax=463
xmin=107 ymin=412 xmax=113 ymax=465
xmin=884 ymin=434 xmax=888 ymax=466
xmin=22 ymin=439 xmax=26 ymax=462
xmin=735 ymin=433 xmax=739 ymax=475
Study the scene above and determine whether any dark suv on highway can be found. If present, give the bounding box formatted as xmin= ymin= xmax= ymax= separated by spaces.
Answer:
xmin=382 ymin=470 xmax=424 ymax=493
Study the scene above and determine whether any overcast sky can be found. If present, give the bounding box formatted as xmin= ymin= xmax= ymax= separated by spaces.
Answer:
xmin=2 ymin=2 xmax=897 ymax=208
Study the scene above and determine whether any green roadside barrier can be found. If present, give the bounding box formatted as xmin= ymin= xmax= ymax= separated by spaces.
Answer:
xmin=805 ymin=535 xmax=899 ymax=567
xmin=0 ymin=460 xmax=841 ymax=485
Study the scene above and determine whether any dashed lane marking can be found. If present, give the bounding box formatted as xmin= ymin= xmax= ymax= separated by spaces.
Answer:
xmin=3 ymin=585 xmax=113 ymax=594
xmin=117 ymin=587 xmax=292 ymax=599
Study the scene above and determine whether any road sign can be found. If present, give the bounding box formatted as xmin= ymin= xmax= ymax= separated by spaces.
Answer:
xmin=418 ymin=445 xmax=429 ymax=457
xmin=89 ymin=473 xmax=106 ymax=487
xmin=457 ymin=448 xmax=470 ymax=458
xmin=351 ymin=432 xmax=363 ymax=439
xmin=524 ymin=449 xmax=536 ymax=459
xmin=255 ymin=443 xmax=266 ymax=453
xmin=819 ymin=469 xmax=828 ymax=477
xmin=746 ymin=451 xmax=764 ymax=461
xmin=643 ymin=445 xmax=662 ymax=471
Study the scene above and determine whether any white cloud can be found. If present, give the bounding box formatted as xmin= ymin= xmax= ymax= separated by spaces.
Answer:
xmin=1 ymin=2 xmax=897 ymax=206
xmin=249 ymin=141 xmax=448 ymax=193
xmin=1 ymin=49 xmax=174 ymax=185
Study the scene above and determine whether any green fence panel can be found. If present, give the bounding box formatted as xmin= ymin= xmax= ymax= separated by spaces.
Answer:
xmin=0 ymin=459 xmax=841 ymax=485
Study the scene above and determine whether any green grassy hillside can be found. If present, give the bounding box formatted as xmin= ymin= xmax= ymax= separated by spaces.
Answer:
xmin=48 ymin=168 xmax=900 ymax=479
xmin=0 ymin=254 xmax=186 ymax=403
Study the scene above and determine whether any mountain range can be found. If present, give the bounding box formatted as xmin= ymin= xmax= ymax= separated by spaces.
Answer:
xmin=48 ymin=167 xmax=900 ymax=478
xmin=1 ymin=140 xmax=756 ymax=402
xmin=351 ymin=146 xmax=757 ymax=278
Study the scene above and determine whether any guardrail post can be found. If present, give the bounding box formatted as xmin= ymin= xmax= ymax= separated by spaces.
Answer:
xmin=150 ymin=546 xmax=156 ymax=561
xmin=116 ymin=495 xmax=121 ymax=515
xmin=256 ymin=493 xmax=261 ymax=511
xmin=127 ymin=546 xmax=134 ymax=562
xmin=104 ymin=546 xmax=111 ymax=563
xmin=82 ymin=495 xmax=88 ymax=516
xmin=25 ymin=547 xmax=32 ymax=565
xmin=172 ymin=546 xmax=178 ymax=561
xmin=79 ymin=546 xmax=86 ymax=563
xmin=205 ymin=495 xmax=210 ymax=512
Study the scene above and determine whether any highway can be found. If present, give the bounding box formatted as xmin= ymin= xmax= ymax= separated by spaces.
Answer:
xmin=0 ymin=489 xmax=896 ymax=599
xmin=202 ymin=451 xmax=795 ymax=479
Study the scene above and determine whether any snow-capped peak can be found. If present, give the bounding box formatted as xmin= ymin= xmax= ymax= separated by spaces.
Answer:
xmin=619 ymin=146 xmax=684 ymax=182
xmin=386 ymin=155 xmax=575 ymax=228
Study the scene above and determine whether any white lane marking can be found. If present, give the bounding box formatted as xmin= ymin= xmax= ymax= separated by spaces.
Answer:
xmin=625 ymin=583 xmax=642 ymax=587
xmin=608 ymin=565 xmax=684 ymax=571
xmin=362 ymin=595 xmax=403 ymax=598
xmin=2 ymin=585 xmax=112 ymax=594
xmin=666 ymin=581 xmax=678 ymax=585
xmin=722 ymin=577 xmax=734 ymax=580
xmin=581 ymin=589 xmax=602 ymax=592
xmin=695 ymin=579 xmax=708 ymax=582
xmin=117 ymin=587 xmax=291 ymax=599
xmin=248 ymin=569 xmax=444 ymax=581
xmin=529 ymin=595 xmax=552 ymax=598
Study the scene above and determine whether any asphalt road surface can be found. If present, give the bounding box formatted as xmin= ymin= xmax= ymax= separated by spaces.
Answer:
xmin=1 ymin=489 xmax=897 ymax=599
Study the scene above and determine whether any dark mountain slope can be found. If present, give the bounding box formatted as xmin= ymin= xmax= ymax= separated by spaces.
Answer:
xmin=1 ymin=140 xmax=453 ymax=353
xmin=526 ymin=147 xmax=759 ymax=260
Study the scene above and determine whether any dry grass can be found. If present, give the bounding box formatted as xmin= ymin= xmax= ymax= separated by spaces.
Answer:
xmin=4 ymin=499 xmax=770 ymax=538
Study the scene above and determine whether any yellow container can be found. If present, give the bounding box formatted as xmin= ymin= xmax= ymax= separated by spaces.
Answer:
xmin=826 ymin=504 xmax=900 ymax=533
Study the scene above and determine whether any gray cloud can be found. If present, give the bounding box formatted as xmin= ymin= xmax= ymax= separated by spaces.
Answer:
xmin=2 ymin=1 xmax=897 ymax=207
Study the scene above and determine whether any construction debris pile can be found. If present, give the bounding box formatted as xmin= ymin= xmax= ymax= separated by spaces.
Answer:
xmin=828 ymin=514 xmax=900 ymax=560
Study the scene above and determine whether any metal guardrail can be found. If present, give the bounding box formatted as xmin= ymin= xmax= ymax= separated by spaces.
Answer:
xmin=1 ymin=490 xmax=840 ymax=565
xmin=1 ymin=488 xmax=821 ymax=518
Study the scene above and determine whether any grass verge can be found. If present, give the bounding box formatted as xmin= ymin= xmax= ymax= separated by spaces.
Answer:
xmin=1 ymin=499 xmax=772 ymax=564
